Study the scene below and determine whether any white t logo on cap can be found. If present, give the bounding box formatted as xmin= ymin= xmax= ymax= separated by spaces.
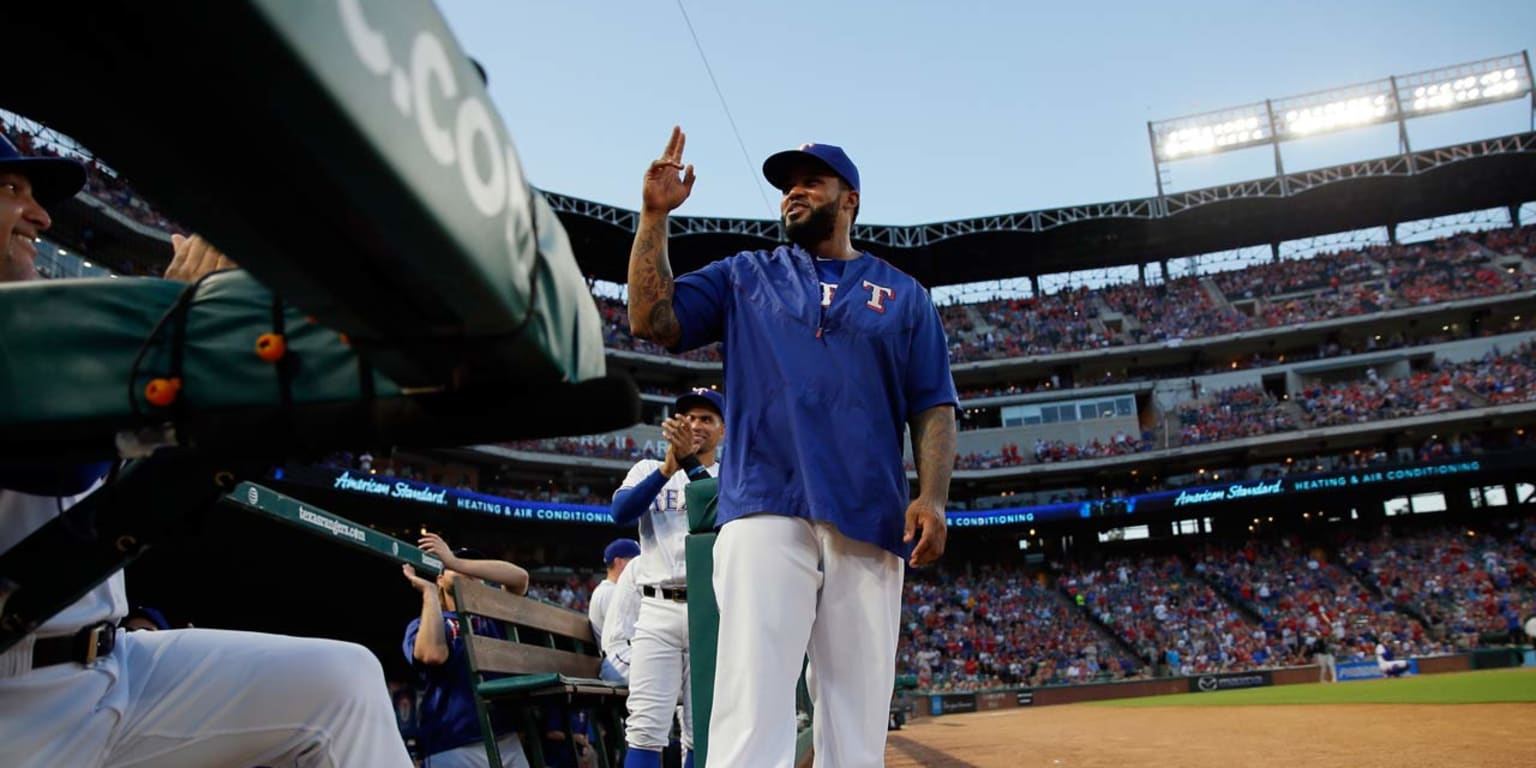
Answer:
xmin=801 ymin=143 xmax=815 ymax=150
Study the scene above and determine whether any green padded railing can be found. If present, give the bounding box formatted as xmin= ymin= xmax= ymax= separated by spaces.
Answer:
xmin=223 ymin=481 xmax=441 ymax=575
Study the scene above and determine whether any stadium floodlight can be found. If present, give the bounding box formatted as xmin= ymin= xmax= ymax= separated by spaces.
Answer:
xmin=1152 ymin=103 xmax=1271 ymax=161
xmin=1272 ymin=79 xmax=1396 ymax=140
xmin=1397 ymin=54 xmax=1531 ymax=115
xmin=1149 ymin=52 xmax=1533 ymax=170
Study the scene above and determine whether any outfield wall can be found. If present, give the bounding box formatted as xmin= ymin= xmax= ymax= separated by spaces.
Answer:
xmin=919 ymin=652 xmax=1517 ymax=717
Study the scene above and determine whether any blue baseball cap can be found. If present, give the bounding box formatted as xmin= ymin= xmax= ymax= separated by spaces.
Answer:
xmin=125 ymin=605 xmax=170 ymax=631
xmin=674 ymin=387 xmax=724 ymax=417
xmin=0 ymin=133 xmax=86 ymax=208
xmin=604 ymin=538 xmax=640 ymax=564
xmin=763 ymin=143 xmax=859 ymax=193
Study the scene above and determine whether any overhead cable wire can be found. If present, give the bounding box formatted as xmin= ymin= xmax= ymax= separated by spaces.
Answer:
xmin=675 ymin=0 xmax=778 ymax=219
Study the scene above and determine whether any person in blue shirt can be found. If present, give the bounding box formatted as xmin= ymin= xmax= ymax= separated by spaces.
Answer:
xmin=402 ymin=536 xmax=532 ymax=767
xmin=626 ymin=128 xmax=958 ymax=767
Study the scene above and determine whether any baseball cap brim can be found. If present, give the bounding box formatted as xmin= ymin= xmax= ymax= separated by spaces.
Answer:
xmin=0 ymin=156 xmax=86 ymax=208
xmin=762 ymin=150 xmax=843 ymax=192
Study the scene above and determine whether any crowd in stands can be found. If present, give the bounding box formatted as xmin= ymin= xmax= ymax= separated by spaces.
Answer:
xmin=897 ymin=521 xmax=1531 ymax=695
xmin=1214 ymin=248 xmax=1380 ymax=299
xmin=1292 ymin=372 xmax=1474 ymax=427
xmin=1177 ymin=385 xmax=1298 ymax=445
xmin=1476 ymin=224 xmax=1536 ymax=257
xmin=1451 ymin=341 xmax=1536 ymax=406
xmin=947 ymin=289 xmax=1117 ymax=360
xmin=1100 ymin=278 xmax=1249 ymax=343
xmin=1062 ymin=556 xmax=1292 ymax=675
xmin=932 ymin=432 xmax=1151 ymax=472
xmin=1385 ymin=238 xmax=1535 ymax=305
xmin=525 ymin=573 xmax=604 ymax=617
xmin=899 ymin=566 xmax=1143 ymax=691
xmin=1175 ymin=348 xmax=1536 ymax=448
xmin=1256 ymin=286 xmax=1386 ymax=327
xmin=1195 ymin=539 xmax=1446 ymax=661
xmin=1032 ymin=435 xmax=1148 ymax=463
xmin=1340 ymin=527 xmax=1535 ymax=649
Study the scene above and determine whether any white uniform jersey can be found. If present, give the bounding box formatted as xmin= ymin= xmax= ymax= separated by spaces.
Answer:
xmin=600 ymin=554 xmax=643 ymax=671
xmin=0 ymin=483 xmax=122 ymax=678
xmin=588 ymin=578 xmax=616 ymax=641
xmin=617 ymin=459 xmax=718 ymax=588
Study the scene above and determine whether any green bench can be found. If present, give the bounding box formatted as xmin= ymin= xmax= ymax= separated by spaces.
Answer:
xmin=452 ymin=576 xmax=629 ymax=768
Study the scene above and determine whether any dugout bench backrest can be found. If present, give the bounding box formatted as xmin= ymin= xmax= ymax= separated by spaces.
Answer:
xmin=451 ymin=578 xmax=628 ymax=768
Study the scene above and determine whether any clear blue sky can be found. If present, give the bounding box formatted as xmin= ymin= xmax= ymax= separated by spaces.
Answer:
xmin=439 ymin=0 xmax=1534 ymax=226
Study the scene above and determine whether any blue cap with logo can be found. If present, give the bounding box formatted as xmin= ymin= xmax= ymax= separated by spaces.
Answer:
xmin=763 ymin=143 xmax=859 ymax=193
xmin=674 ymin=387 xmax=724 ymax=417
xmin=0 ymin=133 xmax=86 ymax=208
xmin=604 ymin=538 xmax=640 ymax=564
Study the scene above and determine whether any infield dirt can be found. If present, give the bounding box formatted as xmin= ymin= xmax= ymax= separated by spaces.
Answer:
xmin=882 ymin=702 xmax=1535 ymax=767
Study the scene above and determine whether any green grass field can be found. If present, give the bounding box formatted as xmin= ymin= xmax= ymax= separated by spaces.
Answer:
xmin=1093 ymin=668 xmax=1536 ymax=707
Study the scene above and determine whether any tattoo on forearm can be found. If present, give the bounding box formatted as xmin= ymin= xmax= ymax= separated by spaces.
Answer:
xmin=911 ymin=406 xmax=957 ymax=503
xmin=628 ymin=218 xmax=681 ymax=346
xmin=647 ymin=302 xmax=680 ymax=345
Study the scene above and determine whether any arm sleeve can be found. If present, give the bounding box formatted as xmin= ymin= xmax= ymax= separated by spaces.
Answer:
xmin=611 ymin=469 xmax=667 ymax=525
xmin=669 ymin=256 xmax=736 ymax=352
xmin=402 ymin=619 xmax=422 ymax=666
xmin=904 ymin=293 xmax=960 ymax=417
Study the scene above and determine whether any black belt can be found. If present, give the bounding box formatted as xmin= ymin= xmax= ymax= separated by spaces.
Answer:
xmin=642 ymin=585 xmax=688 ymax=602
xmin=31 ymin=621 xmax=116 ymax=670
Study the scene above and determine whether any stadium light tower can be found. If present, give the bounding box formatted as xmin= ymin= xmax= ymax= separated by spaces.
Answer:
xmin=1147 ymin=52 xmax=1535 ymax=198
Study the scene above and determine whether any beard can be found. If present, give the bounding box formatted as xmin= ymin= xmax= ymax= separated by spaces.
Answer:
xmin=784 ymin=198 xmax=839 ymax=249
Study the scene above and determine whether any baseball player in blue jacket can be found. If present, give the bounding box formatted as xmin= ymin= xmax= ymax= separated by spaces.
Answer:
xmin=626 ymin=128 xmax=958 ymax=767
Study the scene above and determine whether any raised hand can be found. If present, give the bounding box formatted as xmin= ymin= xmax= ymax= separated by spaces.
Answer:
xmin=417 ymin=531 xmax=462 ymax=571
xmin=641 ymin=126 xmax=696 ymax=215
xmin=402 ymin=564 xmax=436 ymax=594
xmin=164 ymin=233 xmax=237 ymax=283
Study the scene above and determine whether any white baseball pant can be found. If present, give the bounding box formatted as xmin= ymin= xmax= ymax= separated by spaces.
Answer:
xmin=625 ymin=597 xmax=692 ymax=751
xmin=707 ymin=515 xmax=903 ymax=768
xmin=0 ymin=627 xmax=412 ymax=768
xmin=423 ymin=732 xmax=529 ymax=767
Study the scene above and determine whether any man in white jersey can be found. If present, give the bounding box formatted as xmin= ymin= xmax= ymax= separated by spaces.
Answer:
xmin=589 ymin=538 xmax=640 ymax=646
xmin=609 ymin=388 xmax=724 ymax=768
xmin=599 ymin=551 xmax=646 ymax=685
xmin=0 ymin=133 xmax=411 ymax=768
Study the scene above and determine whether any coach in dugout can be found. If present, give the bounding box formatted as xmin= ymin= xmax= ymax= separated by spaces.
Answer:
xmin=626 ymin=128 xmax=958 ymax=766
xmin=403 ymin=533 xmax=534 ymax=767
xmin=0 ymin=132 xmax=413 ymax=767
